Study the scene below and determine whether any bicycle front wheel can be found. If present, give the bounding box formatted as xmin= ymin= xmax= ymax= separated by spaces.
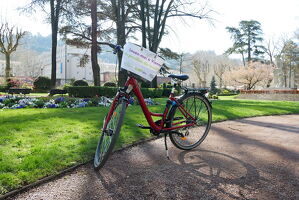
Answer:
xmin=168 ymin=93 xmax=212 ymax=150
xmin=94 ymin=98 xmax=126 ymax=170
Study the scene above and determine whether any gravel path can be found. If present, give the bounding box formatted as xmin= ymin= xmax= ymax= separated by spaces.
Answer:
xmin=8 ymin=115 xmax=299 ymax=200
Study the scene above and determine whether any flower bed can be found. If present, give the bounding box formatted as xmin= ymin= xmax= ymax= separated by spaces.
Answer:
xmin=0 ymin=96 xmax=112 ymax=109
xmin=0 ymin=96 xmax=159 ymax=109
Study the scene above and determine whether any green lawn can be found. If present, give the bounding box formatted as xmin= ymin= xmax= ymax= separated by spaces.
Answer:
xmin=1 ymin=98 xmax=299 ymax=194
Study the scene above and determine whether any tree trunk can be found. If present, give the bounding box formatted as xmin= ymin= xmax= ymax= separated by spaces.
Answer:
xmin=5 ymin=53 xmax=11 ymax=79
xmin=114 ymin=0 xmax=127 ymax=87
xmin=289 ymin=64 xmax=292 ymax=88
xmin=91 ymin=0 xmax=100 ymax=86
xmin=241 ymin=52 xmax=246 ymax=66
xmin=51 ymin=28 xmax=57 ymax=88
xmin=219 ymin=77 xmax=223 ymax=88
xmin=50 ymin=0 xmax=61 ymax=88
xmin=247 ymin=31 xmax=251 ymax=62
xmin=139 ymin=0 xmax=147 ymax=48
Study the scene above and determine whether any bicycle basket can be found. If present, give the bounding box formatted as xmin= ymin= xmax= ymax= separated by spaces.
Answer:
xmin=121 ymin=43 xmax=165 ymax=82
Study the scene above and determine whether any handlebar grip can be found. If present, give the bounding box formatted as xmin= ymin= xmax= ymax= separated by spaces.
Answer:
xmin=113 ymin=45 xmax=122 ymax=54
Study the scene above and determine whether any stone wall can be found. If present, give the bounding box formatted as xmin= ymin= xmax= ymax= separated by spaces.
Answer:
xmin=237 ymin=90 xmax=299 ymax=101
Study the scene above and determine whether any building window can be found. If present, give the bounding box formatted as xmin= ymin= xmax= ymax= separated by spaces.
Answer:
xmin=60 ymin=63 xmax=63 ymax=74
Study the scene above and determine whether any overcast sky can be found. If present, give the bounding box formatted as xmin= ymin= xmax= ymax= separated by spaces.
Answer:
xmin=1 ymin=0 xmax=299 ymax=57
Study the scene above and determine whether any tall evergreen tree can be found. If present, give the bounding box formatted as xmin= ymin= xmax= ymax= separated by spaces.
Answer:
xmin=210 ymin=76 xmax=217 ymax=94
xmin=226 ymin=20 xmax=266 ymax=65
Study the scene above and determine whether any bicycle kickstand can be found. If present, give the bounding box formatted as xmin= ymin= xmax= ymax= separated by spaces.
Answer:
xmin=164 ymin=134 xmax=170 ymax=160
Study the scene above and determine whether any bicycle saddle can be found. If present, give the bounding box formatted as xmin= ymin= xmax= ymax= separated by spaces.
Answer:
xmin=168 ymin=74 xmax=189 ymax=81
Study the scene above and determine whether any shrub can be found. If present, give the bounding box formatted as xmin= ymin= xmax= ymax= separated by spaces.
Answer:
xmin=0 ymin=85 xmax=6 ymax=92
xmin=6 ymin=78 xmax=21 ymax=89
xmin=218 ymin=88 xmax=237 ymax=96
xmin=34 ymin=100 xmax=46 ymax=108
xmin=103 ymin=82 xmax=117 ymax=87
xmin=208 ymin=93 xmax=218 ymax=99
xmin=34 ymin=76 xmax=51 ymax=91
xmin=73 ymin=80 xmax=88 ymax=86
xmin=162 ymin=88 xmax=172 ymax=97
xmin=141 ymin=88 xmax=163 ymax=98
xmin=141 ymin=81 xmax=151 ymax=88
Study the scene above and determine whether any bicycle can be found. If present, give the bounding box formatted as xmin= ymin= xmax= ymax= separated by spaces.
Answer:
xmin=94 ymin=42 xmax=212 ymax=170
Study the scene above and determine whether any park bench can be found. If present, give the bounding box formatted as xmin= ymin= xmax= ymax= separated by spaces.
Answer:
xmin=49 ymin=89 xmax=68 ymax=96
xmin=8 ymin=88 xmax=32 ymax=95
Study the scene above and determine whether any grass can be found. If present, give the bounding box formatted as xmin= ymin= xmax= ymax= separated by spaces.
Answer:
xmin=218 ymin=95 xmax=238 ymax=100
xmin=1 ymin=97 xmax=299 ymax=194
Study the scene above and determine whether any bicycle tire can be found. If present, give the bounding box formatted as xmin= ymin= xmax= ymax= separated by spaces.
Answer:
xmin=94 ymin=98 xmax=126 ymax=170
xmin=167 ymin=93 xmax=212 ymax=150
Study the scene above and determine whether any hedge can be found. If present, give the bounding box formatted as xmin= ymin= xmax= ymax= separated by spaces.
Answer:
xmin=73 ymin=80 xmax=88 ymax=86
xmin=34 ymin=76 xmax=51 ymax=91
xmin=68 ymin=86 xmax=173 ymax=98
xmin=0 ymin=85 xmax=6 ymax=92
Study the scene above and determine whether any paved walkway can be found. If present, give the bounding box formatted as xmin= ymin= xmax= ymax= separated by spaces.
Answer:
xmin=10 ymin=115 xmax=299 ymax=200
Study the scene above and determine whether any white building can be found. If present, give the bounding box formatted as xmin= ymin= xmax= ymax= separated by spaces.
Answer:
xmin=36 ymin=45 xmax=117 ymax=85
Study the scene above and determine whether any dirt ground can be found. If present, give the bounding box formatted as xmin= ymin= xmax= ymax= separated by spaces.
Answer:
xmin=9 ymin=115 xmax=299 ymax=200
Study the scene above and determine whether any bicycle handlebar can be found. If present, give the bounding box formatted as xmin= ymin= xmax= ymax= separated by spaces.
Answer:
xmin=97 ymin=42 xmax=122 ymax=54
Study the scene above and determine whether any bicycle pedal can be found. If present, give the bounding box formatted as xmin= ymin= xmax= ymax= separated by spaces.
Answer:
xmin=136 ymin=123 xmax=151 ymax=129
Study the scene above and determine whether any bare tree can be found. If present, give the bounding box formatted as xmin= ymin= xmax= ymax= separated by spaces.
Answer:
xmin=264 ymin=39 xmax=278 ymax=67
xmin=213 ymin=56 xmax=232 ymax=88
xmin=275 ymin=38 xmax=299 ymax=88
xmin=191 ymin=52 xmax=211 ymax=87
xmin=0 ymin=23 xmax=26 ymax=79
xmin=138 ymin=0 xmax=213 ymax=87
xmin=223 ymin=62 xmax=274 ymax=90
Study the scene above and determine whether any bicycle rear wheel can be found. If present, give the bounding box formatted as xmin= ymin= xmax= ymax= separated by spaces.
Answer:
xmin=94 ymin=98 xmax=126 ymax=170
xmin=168 ymin=93 xmax=212 ymax=150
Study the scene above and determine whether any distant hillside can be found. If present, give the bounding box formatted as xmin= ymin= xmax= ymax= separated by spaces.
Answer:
xmin=22 ymin=33 xmax=52 ymax=52
xmin=19 ymin=33 xmax=116 ymax=63
xmin=1 ymin=32 xmax=182 ymax=67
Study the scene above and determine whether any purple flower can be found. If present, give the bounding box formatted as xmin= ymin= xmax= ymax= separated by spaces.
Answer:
xmin=55 ymin=97 xmax=65 ymax=103
xmin=47 ymin=104 xmax=57 ymax=108
xmin=78 ymin=102 xmax=87 ymax=107
xmin=16 ymin=105 xmax=25 ymax=109
xmin=128 ymin=97 xmax=134 ymax=105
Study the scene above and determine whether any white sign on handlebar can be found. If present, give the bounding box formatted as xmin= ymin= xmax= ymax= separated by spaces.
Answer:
xmin=121 ymin=43 xmax=164 ymax=82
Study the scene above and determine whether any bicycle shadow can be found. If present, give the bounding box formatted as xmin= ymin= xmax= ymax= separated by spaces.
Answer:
xmin=176 ymin=149 xmax=267 ymax=199
xmin=91 ymin=147 xmax=266 ymax=200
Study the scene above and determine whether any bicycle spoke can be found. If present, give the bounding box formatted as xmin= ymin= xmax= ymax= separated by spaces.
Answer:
xmin=170 ymin=94 xmax=211 ymax=150
xmin=194 ymin=96 xmax=197 ymax=119
xmin=94 ymin=99 xmax=126 ymax=169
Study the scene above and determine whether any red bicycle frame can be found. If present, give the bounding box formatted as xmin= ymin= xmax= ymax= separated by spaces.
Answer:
xmin=105 ymin=76 xmax=196 ymax=133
